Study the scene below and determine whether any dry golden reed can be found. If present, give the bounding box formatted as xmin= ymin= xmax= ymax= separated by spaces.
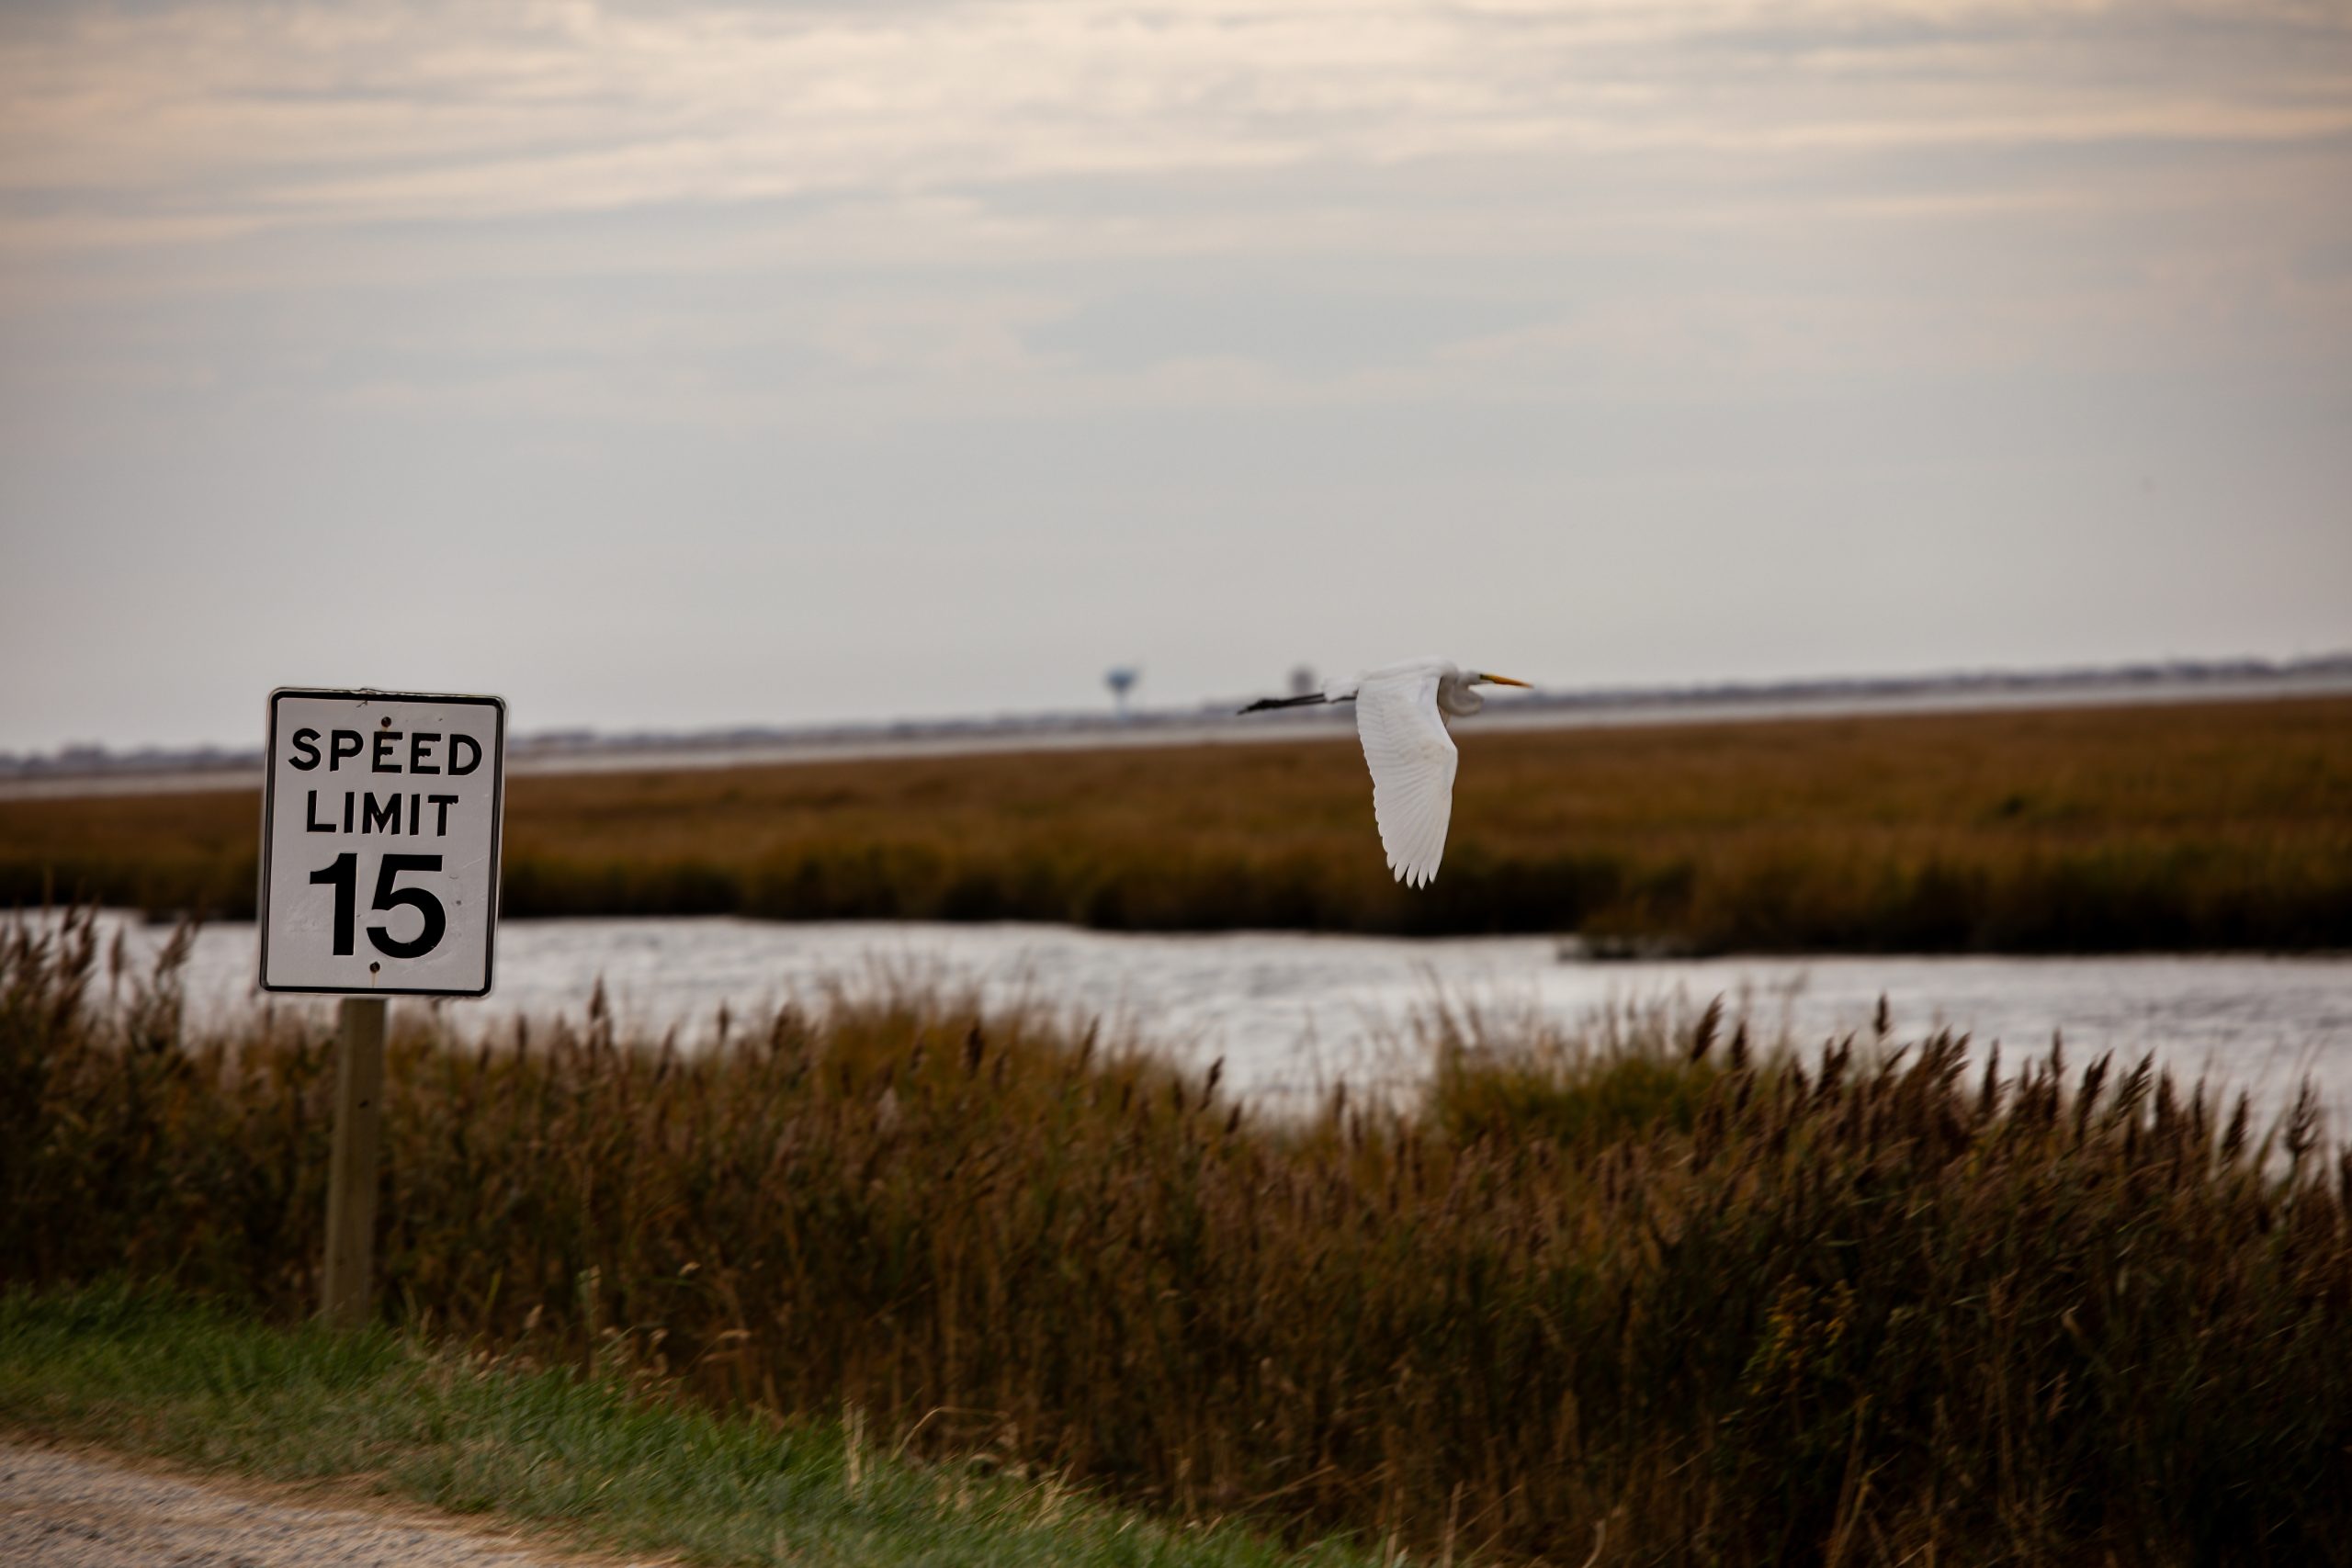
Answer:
xmin=7 ymin=909 xmax=2352 ymax=1564
xmin=6 ymin=695 xmax=2348 ymax=951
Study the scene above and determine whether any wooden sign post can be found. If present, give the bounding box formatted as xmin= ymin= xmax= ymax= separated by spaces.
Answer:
xmin=322 ymin=997 xmax=388 ymax=1328
xmin=256 ymin=688 xmax=506 ymax=1328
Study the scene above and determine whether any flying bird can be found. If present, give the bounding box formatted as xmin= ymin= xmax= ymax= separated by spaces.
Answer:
xmin=1239 ymin=659 xmax=1532 ymax=887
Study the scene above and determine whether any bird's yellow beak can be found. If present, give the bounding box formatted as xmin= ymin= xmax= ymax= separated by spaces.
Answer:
xmin=1479 ymin=673 xmax=1532 ymax=688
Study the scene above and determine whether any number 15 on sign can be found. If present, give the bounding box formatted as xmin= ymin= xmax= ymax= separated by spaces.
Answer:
xmin=260 ymin=689 xmax=506 ymax=997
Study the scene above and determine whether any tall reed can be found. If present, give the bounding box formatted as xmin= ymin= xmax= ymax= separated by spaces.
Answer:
xmin=6 ymin=908 xmax=2349 ymax=1563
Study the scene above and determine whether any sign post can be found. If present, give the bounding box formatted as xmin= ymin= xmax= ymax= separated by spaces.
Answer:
xmin=258 ymin=688 xmax=506 ymax=1328
xmin=322 ymin=995 xmax=388 ymax=1328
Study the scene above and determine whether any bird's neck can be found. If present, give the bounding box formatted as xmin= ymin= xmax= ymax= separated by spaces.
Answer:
xmin=1436 ymin=682 xmax=1484 ymax=719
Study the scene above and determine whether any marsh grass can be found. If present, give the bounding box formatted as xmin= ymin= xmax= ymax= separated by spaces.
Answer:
xmin=7 ymin=695 xmax=2349 ymax=950
xmin=7 ymin=908 xmax=2352 ymax=1564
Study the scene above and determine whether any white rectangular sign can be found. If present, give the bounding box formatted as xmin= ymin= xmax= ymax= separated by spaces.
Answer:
xmin=259 ymin=688 xmax=506 ymax=996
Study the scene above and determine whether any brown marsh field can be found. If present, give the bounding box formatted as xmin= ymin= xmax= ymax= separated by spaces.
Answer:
xmin=6 ymin=694 xmax=2350 ymax=951
xmin=8 ymin=911 xmax=2352 ymax=1564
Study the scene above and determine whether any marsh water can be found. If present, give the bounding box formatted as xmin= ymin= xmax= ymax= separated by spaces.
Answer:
xmin=79 ymin=912 xmax=2352 ymax=1123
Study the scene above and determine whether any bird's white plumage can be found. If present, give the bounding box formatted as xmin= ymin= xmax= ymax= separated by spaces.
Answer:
xmin=1352 ymin=665 xmax=1459 ymax=888
xmin=1238 ymin=654 xmax=1526 ymax=886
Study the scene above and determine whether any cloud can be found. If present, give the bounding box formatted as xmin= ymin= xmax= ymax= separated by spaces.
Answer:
xmin=1 ymin=3 xmax=2346 ymax=745
xmin=5 ymin=0 xmax=2347 ymax=253
xmin=4 ymin=2 xmax=2341 ymax=409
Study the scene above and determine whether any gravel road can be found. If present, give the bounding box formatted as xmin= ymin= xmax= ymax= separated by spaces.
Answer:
xmin=0 ymin=1439 xmax=663 ymax=1567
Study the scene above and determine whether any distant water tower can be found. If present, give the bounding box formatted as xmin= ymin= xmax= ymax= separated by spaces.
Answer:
xmin=1105 ymin=666 xmax=1140 ymax=717
xmin=1288 ymin=665 xmax=1318 ymax=699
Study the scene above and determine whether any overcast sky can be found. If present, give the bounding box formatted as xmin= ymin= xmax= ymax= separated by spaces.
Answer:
xmin=3 ymin=0 xmax=2348 ymax=751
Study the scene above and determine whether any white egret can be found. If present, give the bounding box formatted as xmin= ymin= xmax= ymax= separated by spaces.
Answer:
xmin=1239 ymin=659 xmax=1532 ymax=887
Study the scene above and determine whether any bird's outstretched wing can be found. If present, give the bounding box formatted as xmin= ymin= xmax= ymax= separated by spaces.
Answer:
xmin=1353 ymin=668 xmax=1458 ymax=887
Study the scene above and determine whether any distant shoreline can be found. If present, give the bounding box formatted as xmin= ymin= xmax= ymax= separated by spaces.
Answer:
xmin=6 ymin=658 xmax=2350 ymax=802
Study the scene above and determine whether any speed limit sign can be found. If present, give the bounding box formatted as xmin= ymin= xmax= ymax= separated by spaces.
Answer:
xmin=259 ymin=688 xmax=506 ymax=996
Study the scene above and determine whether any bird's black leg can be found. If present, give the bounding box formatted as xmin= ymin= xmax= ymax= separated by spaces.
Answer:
xmin=1238 ymin=694 xmax=1332 ymax=714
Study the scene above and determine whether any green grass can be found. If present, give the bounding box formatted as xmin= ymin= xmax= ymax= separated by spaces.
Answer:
xmin=0 ymin=1283 xmax=1372 ymax=1568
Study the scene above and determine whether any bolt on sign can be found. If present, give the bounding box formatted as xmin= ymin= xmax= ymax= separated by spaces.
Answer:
xmin=260 ymin=689 xmax=507 ymax=996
